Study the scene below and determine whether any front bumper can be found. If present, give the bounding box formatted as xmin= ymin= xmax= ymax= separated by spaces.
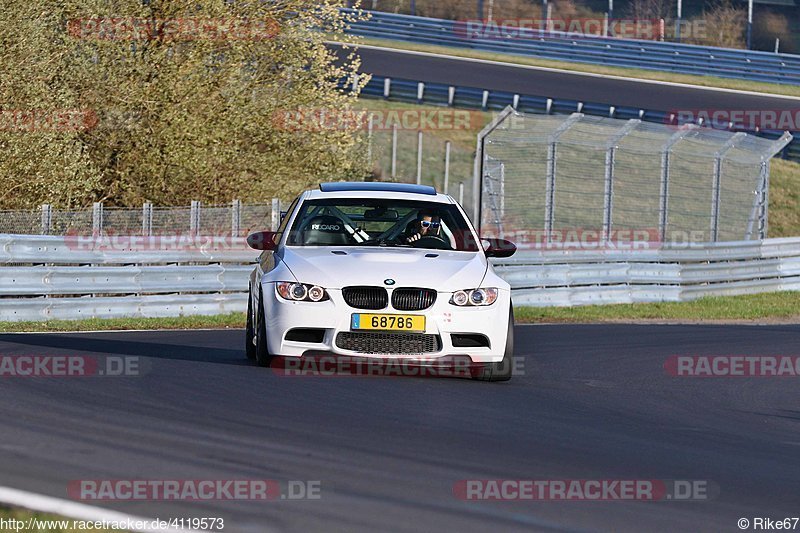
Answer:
xmin=261 ymin=283 xmax=511 ymax=363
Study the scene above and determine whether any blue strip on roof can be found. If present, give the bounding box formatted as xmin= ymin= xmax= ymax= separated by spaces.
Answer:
xmin=319 ymin=182 xmax=437 ymax=196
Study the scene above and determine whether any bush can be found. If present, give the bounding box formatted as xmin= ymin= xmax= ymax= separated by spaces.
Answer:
xmin=0 ymin=0 xmax=370 ymax=209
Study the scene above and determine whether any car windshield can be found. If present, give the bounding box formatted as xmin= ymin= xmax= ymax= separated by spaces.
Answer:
xmin=286 ymin=198 xmax=480 ymax=251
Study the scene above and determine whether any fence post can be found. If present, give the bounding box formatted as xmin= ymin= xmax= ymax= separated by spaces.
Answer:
xmin=603 ymin=119 xmax=640 ymax=241
xmin=499 ymin=162 xmax=505 ymax=219
xmin=473 ymin=105 xmax=516 ymax=229
xmin=711 ymin=132 xmax=746 ymax=241
xmin=444 ymin=141 xmax=451 ymax=194
xmin=459 ymin=182 xmax=464 ymax=206
xmin=660 ymin=125 xmax=697 ymax=242
xmin=391 ymin=123 xmax=398 ymax=179
xmin=750 ymin=132 xmax=792 ymax=239
xmin=190 ymin=200 xmax=201 ymax=236
xmin=416 ymin=130 xmax=423 ymax=185
xmin=760 ymin=160 xmax=770 ymax=239
xmin=231 ymin=199 xmax=241 ymax=237
xmin=746 ymin=161 xmax=770 ymax=240
xmin=544 ymin=113 xmax=583 ymax=243
xmin=142 ymin=202 xmax=153 ymax=236
xmin=40 ymin=204 xmax=52 ymax=235
xmin=367 ymin=114 xmax=374 ymax=166
xmin=92 ymin=202 xmax=103 ymax=236
xmin=271 ymin=198 xmax=280 ymax=231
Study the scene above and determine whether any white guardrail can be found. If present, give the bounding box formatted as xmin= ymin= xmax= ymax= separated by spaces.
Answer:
xmin=0 ymin=234 xmax=799 ymax=321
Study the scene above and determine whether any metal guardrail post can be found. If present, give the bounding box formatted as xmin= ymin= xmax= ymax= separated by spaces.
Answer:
xmin=231 ymin=199 xmax=241 ymax=237
xmin=92 ymin=202 xmax=103 ymax=236
xmin=142 ymin=202 xmax=153 ymax=236
xmin=383 ymin=78 xmax=391 ymax=99
xmin=271 ymin=198 xmax=280 ymax=231
xmin=603 ymin=119 xmax=640 ymax=241
xmin=544 ymin=113 xmax=583 ymax=244
xmin=459 ymin=182 xmax=464 ymax=206
xmin=40 ymin=204 xmax=51 ymax=235
xmin=190 ymin=200 xmax=201 ymax=237
xmin=711 ymin=132 xmax=746 ymax=241
xmin=659 ymin=125 xmax=697 ymax=242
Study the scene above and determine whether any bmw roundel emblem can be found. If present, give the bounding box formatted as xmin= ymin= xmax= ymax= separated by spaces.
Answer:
xmin=384 ymin=279 xmax=396 ymax=286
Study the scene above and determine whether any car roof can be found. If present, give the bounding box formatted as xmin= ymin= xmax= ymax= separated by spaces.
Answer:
xmin=320 ymin=182 xmax=436 ymax=195
xmin=306 ymin=182 xmax=454 ymax=203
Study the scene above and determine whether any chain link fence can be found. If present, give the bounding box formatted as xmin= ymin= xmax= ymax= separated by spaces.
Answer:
xmin=0 ymin=200 xmax=282 ymax=236
xmin=368 ymin=122 xmax=474 ymax=209
xmin=476 ymin=108 xmax=792 ymax=247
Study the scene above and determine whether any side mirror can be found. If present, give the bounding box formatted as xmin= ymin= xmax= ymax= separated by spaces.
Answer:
xmin=247 ymin=231 xmax=278 ymax=251
xmin=482 ymin=238 xmax=516 ymax=258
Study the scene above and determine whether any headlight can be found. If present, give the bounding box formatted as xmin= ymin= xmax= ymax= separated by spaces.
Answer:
xmin=449 ymin=288 xmax=499 ymax=307
xmin=276 ymin=282 xmax=329 ymax=302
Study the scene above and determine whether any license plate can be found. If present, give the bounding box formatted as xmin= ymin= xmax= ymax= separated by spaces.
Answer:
xmin=351 ymin=314 xmax=425 ymax=332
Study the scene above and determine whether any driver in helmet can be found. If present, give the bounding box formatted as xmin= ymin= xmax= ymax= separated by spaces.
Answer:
xmin=404 ymin=210 xmax=442 ymax=244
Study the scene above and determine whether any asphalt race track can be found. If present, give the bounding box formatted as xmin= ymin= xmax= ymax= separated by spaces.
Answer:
xmin=331 ymin=43 xmax=800 ymax=113
xmin=1 ymin=325 xmax=799 ymax=532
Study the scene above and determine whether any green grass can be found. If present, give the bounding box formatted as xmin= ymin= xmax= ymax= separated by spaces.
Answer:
xmin=1 ymin=293 xmax=800 ymax=333
xmin=349 ymin=37 xmax=800 ymax=98
xmin=769 ymin=158 xmax=800 ymax=238
xmin=515 ymin=292 xmax=800 ymax=323
xmin=0 ymin=506 xmax=123 ymax=532
xmin=0 ymin=313 xmax=246 ymax=333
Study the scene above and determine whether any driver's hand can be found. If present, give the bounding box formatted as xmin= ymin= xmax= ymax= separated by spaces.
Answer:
xmin=406 ymin=232 xmax=422 ymax=243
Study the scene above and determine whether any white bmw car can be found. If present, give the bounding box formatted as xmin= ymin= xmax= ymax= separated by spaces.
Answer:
xmin=245 ymin=182 xmax=517 ymax=381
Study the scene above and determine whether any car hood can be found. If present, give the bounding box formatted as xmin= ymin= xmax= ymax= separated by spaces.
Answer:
xmin=281 ymin=246 xmax=488 ymax=292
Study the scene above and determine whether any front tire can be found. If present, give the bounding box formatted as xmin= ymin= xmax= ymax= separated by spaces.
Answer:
xmin=474 ymin=306 xmax=514 ymax=382
xmin=254 ymin=289 xmax=275 ymax=368
xmin=245 ymin=290 xmax=256 ymax=361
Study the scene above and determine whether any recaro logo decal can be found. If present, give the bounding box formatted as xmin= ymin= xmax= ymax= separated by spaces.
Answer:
xmin=311 ymin=224 xmax=340 ymax=231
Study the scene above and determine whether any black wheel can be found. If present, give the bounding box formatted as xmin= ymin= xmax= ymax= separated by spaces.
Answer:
xmin=474 ymin=306 xmax=514 ymax=382
xmin=254 ymin=289 xmax=275 ymax=367
xmin=245 ymin=290 xmax=256 ymax=361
